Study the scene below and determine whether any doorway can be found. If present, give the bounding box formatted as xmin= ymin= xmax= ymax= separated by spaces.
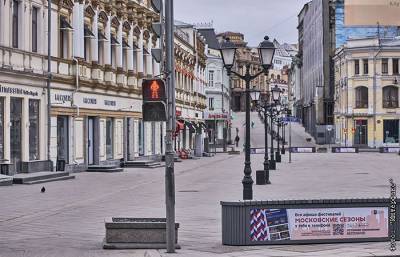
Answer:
xmin=57 ymin=116 xmax=69 ymax=163
xmin=10 ymin=97 xmax=22 ymax=172
xmin=354 ymin=120 xmax=368 ymax=146
xmin=126 ymin=118 xmax=135 ymax=161
xmin=88 ymin=117 xmax=95 ymax=165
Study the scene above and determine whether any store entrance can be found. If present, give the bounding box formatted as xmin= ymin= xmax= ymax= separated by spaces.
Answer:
xmin=10 ymin=98 xmax=22 ymax=172
xmin=57 ymin=116 xmax=69 ymax=164
xmin=354 ymin=120 xmax=368 ymax=146
xmin=88 ymin=117 xmax=95 ymax=165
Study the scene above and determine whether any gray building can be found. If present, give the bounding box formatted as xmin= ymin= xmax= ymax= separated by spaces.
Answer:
xmin=298 ymin=0 xmax=335 ymax=144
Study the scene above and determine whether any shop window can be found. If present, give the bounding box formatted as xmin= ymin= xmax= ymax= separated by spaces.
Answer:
xmin=0 ymin=98 xmax=4 ymax=159
xmin=29 ymin=99 xmax=40 ymax=160
xmin=106 ymin=118 xmax=113 ymax=160
xmin=354 ymin=60 xmax=360 ymax=75
xmin=363 ymin=59 xmax=368 ymax=75
xmin=355 ymin=86 xmax=368 ymax=108
xmin=383 ymin=86 xmax=399 ymax=108
xmin=383 ymin=120 xmax=399 ymax=143
xmin=32 ymin=7 xmax=38 ymax=52
xmin=138 ymin=119 xmax=144 ymax=156
xmin=382 ymin=58 xmax=389 ymax=74
xmin=12 ymin=0 xmax=19 ymax=48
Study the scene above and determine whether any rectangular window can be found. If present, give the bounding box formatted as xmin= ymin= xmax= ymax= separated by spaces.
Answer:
xmin=354 ymin=60 xmax=359 ymax=75
xmin=106 ymin=118 xmax=113 ymax=160
xmin=209 ymin=98 xmax=214 ymax=110
xmin=12 ymin=0 xmax=19 ymax=48
xmin=0 ymin=98 xmax=4 ymax=159
xmin=383 ymin=120 xmax=399 ymax=143
xmin=363 ymin=59 xmax=368 ymax=75
xmin=208 ymin=71 xmax=214 ymax=87
xmin=29 ymin=99 xmax=40 ymax=160
xmin=382 ymin=58 xmax=389 ymax=74
xmin=32 ymin=7 xmax=38 ymax=52
xmin=60 ymin=30 xmax=65 ymax=58
xmin=393 ymin=58 xmax=399 ymax=74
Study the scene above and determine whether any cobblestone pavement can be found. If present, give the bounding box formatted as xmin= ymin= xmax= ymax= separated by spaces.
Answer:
xmin=0 ymin=114 xmax=399 ymax=257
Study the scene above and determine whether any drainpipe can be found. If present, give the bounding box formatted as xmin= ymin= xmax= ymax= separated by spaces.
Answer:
xmin=373 ymin=37 xmax=382 ymax=148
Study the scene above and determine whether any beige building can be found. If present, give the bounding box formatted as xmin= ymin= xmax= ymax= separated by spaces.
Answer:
xmin=216 ymin=32 xmax=269 ymax=112
xmin=0 ymin=0 xmax=206 ymax=174
xmin=334 ymin=37 xmax=400 ymax=148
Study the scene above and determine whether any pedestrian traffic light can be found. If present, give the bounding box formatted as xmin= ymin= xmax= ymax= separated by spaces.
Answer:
xmin=142 ymin=79 xmax=167 ymax=121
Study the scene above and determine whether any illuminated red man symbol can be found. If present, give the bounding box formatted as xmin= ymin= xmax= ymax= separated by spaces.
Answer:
xmin=150 ymin=80 xmax=160 ymax=99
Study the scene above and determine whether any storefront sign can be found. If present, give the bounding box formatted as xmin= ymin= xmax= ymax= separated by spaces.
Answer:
xmin=290 ymin=147 xmax=316 ymax=153
xmin=332 ymin=147 xmax=358 ymax=153
xmin=51 ymin=90 xmax=141 ymax=112
xmin=389 ymin=178 xmax=397 ymax=251
xmin=204 ymin=112 xmax=228 ymax=120
xmin=0 ymin=84 xmax=39 ymax=97
xmin=250 ymin=148 xmax=267 ymax=154
xmin=250 ymin=207 xmax=389 ymax=242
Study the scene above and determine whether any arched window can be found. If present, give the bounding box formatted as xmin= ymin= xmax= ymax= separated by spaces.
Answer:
xmin=355 ymin=86 xmax=368 ymax=108
xmin=271 ymin=74 xmax=275 ymax=79
xmin=383 ymin=86 xmax=399 ymax=108
xmin=277 ymin=75 xmax=281 ymax=80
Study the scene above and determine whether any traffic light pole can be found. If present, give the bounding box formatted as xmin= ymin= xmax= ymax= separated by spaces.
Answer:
xmin=164 ymin=0 xmax=176 ymax=253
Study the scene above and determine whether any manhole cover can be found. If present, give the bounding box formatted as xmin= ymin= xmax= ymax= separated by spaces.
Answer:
xmin=178 ymin=190 xmax=199 ymax=193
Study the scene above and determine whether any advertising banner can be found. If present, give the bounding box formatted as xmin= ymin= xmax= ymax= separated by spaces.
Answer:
xmin=345 ymin=0 xmax=400 ymax=26
xmin=250 ymin=207 xmax=388 ymax=242
xmin=290 ymin=147 xmax=315 ymax=153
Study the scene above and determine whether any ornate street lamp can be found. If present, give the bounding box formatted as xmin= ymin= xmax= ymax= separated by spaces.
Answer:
xmin=269 ymin=85 xmax=282 ymax=169
xmin=220 ymin=36 xmax=275 ymax=200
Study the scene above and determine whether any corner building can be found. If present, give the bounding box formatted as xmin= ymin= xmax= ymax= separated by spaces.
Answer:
xmin=0 ymin=0 xmax=206 ymax=174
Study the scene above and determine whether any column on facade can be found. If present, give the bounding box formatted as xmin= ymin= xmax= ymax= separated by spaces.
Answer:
xmin=116 ymin=20 xmax=123 ymax=68
xmin=72 ymin=2 xmax=84 ymax=58
xmin=104 ymin=15 xmax=111 ymax=65
xmin=21 ymin=98 xmax=29 ymax=162
xmin=145 ymin=36 xmax=153 ymax=76
xmin=91 ymin=9 xmax=99 ymax=62
xmin=19 ymin=0 xmax=27 ymax=50
xmin=136 ymin=29 xmax=144 ymax=75
xmin=127 ymin=26 xmax=134 ymax=72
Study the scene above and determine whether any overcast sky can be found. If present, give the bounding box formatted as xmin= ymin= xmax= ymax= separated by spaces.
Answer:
xmin=174 ymin=0 xmax=310 ymax=46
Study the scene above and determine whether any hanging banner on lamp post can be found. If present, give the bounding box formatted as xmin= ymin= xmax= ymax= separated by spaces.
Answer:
xmin=345 ymin=0 xmax=400 ymax=26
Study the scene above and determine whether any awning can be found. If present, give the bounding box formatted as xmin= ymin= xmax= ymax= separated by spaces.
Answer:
xmin=199 ymin=122 xmax=207 ymax=130
xmin=143 ymin=47 xmax=150 ymax=54
xmin=184 ymin=121 xmax=196 ymax=133
xmin=111 ymin=35 xmax=120 ymax=45
xmin=60 ymin=16 xmax=73 ymax=30
xmin=176 ymin=120 xmax=184 ymax=131
xmin=122 ymin=39 xmax=130 ymax=48
xmin=133 ymin=42 xmax=139 ymax=49
xmin=84 ymin=25 xmax=95 ymax=38
xmin=191 ymin=121 xmax=199 ymax=130
xmin=98 ymin=30 xmax=107 ymax=41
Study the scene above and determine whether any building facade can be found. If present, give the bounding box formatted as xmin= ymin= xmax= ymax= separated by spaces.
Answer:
xmin=174 ymin=21 xmax=207 ymax=155
xmin=298 ymin=0 xmax=335 ymax=144
xmin=216 ymin=32 xmax=268 ymax=112
xmin=0 ymin=0 xmax=206 ymax=174
xmin=198 ymin=27 xmax=231 ymax=149
xmin=334 ymin=37 xmax=400 ymax=148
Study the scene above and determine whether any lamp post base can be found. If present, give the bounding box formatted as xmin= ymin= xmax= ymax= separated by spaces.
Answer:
xmin=269 ymin=158 xmax=276 ymax=170
xmin=256 ymin=170 xmax=266 ymax=185
xmin=276 ymin=152 xmax=281 ymax=163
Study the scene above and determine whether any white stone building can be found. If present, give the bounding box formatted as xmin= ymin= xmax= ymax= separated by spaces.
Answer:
xmin=0 ymin=0 xmax=206 ymax=174
xmin=198 ymin=27 xmax=231 ymax=149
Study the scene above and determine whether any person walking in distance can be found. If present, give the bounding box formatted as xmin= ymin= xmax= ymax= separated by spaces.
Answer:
xmin=235 ymin=134 xmax=240 ymax=147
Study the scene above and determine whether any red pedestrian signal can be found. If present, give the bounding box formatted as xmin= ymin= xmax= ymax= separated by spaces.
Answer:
xmin=142 ymin=79 xmax=166 ymax=101
xmin=142 ymin=79 xmax=167 ymax=122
